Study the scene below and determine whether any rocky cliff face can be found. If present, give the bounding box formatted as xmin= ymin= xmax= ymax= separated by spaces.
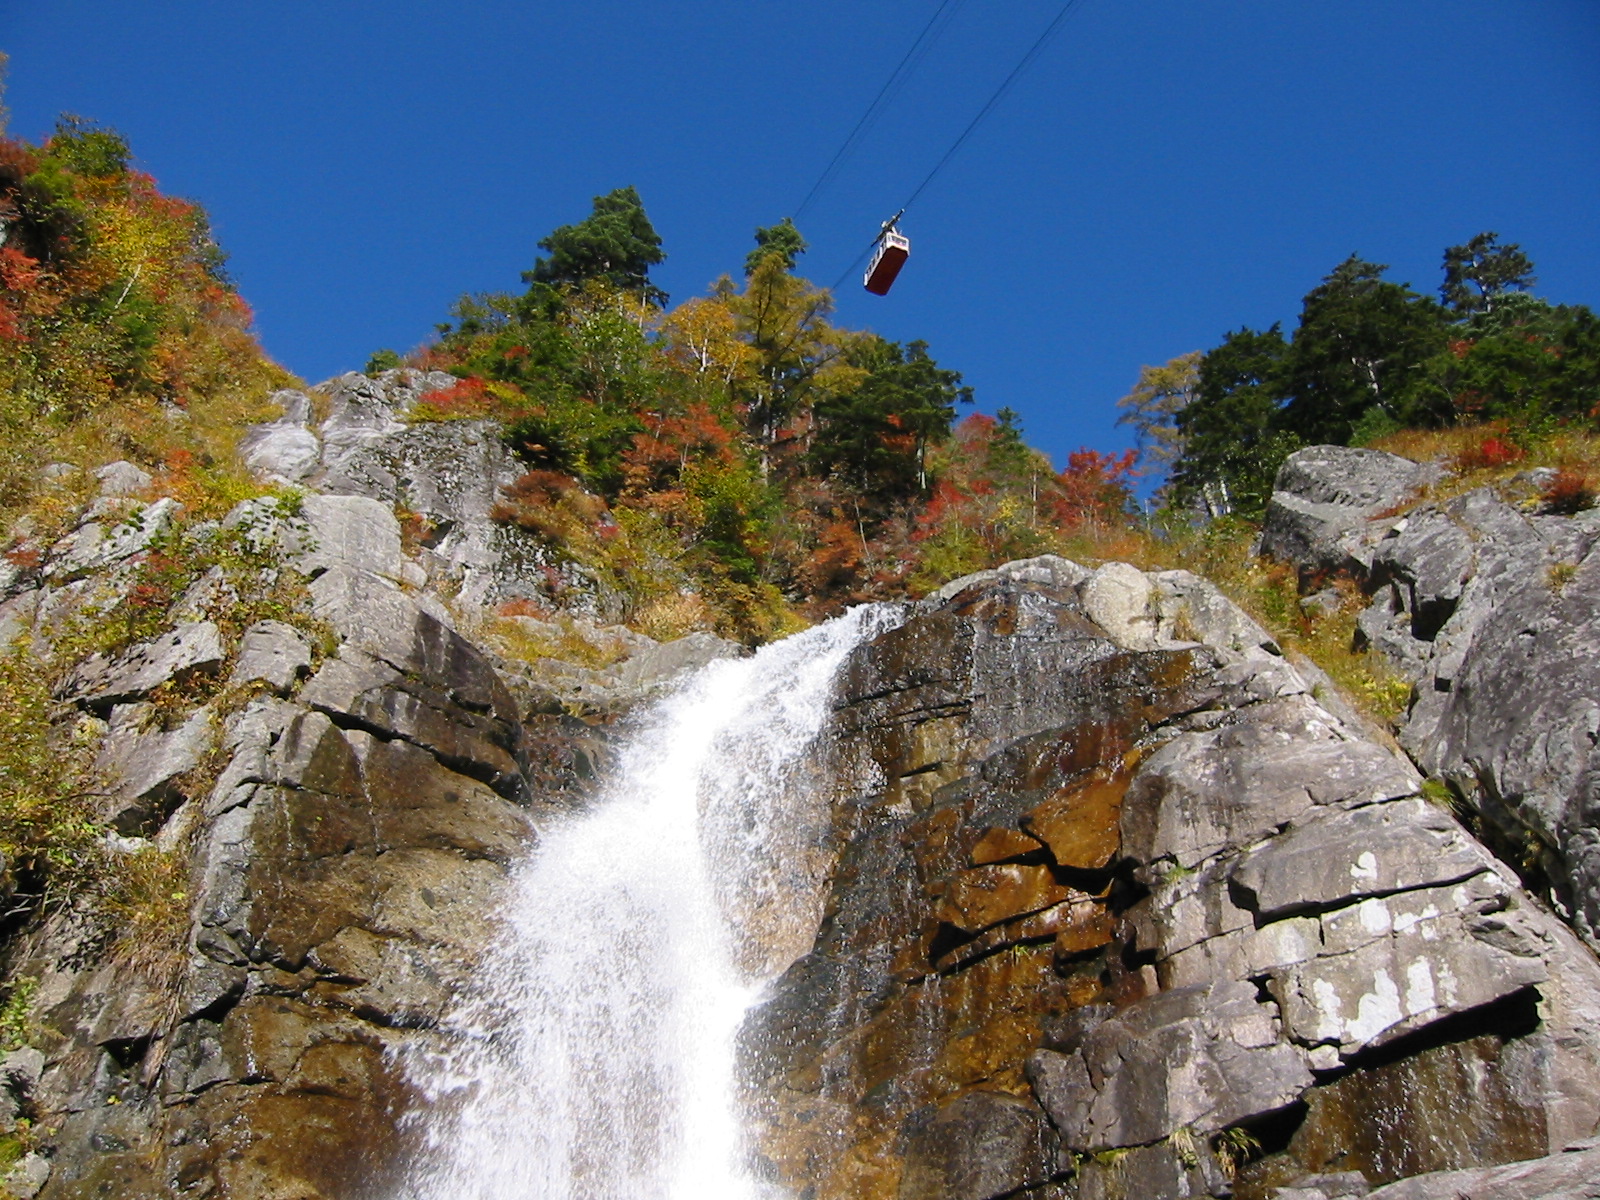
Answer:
xmin=0 ymin=372 xmax=734 ymax=1198
xmin=1261 ymin=446 xmax=1600 ymax=950
xmin=741 ymin=555 xmax=1600 ymax=1200
xmin=4 ymin=391 xmax=1600 ymax=1200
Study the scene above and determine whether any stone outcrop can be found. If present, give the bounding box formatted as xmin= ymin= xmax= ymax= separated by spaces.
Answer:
xmin=1264 ymin=447 xmax=1600 ymax=957
xmin=235 ymin=370 xmax=595 ymax=609
xmin=11 ymin=384 xmax=1600 ymax=1200
xmin=1258 ymin=446 xmax=1438 ymax=581
xmin=1362 ymin=488 xmax=1600 ymax=943
xmin=741 ymin=555 xmax=1600 ymax=1200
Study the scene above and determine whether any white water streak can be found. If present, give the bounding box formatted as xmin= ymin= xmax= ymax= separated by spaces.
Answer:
xmin=397 ymin=606 xmax=899 ymax=1200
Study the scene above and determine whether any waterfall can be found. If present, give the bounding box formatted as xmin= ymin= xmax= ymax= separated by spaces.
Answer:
xmin=395 ymin=605 xmax=900 ymax=1200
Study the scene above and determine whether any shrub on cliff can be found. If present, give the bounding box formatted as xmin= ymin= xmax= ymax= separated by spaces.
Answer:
xmin=0 ymin=116 xmax=290 ymax=535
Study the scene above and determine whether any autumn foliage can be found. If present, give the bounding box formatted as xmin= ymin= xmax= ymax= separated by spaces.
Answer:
xmin=398 ymin=212 xmax=1141 ymax=634
xmin=0 ymin=117 xmax=287 ymax=523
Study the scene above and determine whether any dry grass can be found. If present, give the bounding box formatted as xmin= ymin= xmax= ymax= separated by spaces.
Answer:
xmin=102 ymin=844 xmax=193 ymax=984
xmin=1369 ymin=422 xmax=1600 ymax=513
xmin=630 ymin=591 xmax=716 ymax=641
xmin=477 ymin=611 xmax=632 ymax=671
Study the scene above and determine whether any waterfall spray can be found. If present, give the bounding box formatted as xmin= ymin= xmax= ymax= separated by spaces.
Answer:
xmin=396 ymin=605 xmax=899 ymax=1200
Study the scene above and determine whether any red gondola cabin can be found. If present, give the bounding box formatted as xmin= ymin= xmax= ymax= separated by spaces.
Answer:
xmin=864 ymin=227 xmax=910 ymax=295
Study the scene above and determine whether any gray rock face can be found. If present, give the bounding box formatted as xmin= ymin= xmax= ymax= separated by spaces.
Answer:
xmin=1259 ymin=446 xmax=1437 ymax=579
xmin=1230 ymin=797 xmax=1495 ymax=920
xmin=1344 ymin=484 xmax=1600 ymax=944
xmin=314 ymin=415 xmax=539 ymax=604
xmin=57 ymin=620 xmax=226 ymax=710
xmin=1261 ymin=451 xmax=1600 ymax=954
xmin=95 ymin=704 xmax=215 ymax=834
xmin=25 ymin=576 xmax=554 ymax=1197
xmin=238 ymin=389 xmax=320 ymax=483
xmin=236 ymin=370 xmax=586 ymax=606
xmin=46 ymin=495 xmax=181 ymax=580
xmin=1361 ymin=1141 xmax=1600 ymax=1199
xmin=1029 ymin=980 xmax=1313 ymax=1150
xmin=227 ymin=619 xmax=312 ymax=693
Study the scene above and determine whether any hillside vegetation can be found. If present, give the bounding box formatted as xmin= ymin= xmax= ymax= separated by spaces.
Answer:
xmin=369 ymin=189 xmax=1139 ymax=638
xmin=3 ymin=117 xmax=1599 ymax=944
xmin=1118 ymin=233 xmax=1600 ymax=518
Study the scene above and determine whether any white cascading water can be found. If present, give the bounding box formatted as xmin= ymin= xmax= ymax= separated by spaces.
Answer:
xmin=396 ymin=605 xmax=899 ymax=1200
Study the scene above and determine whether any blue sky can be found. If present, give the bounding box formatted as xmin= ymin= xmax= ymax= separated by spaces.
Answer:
xmin=3 ymin=1 xmax=1598 ymax=471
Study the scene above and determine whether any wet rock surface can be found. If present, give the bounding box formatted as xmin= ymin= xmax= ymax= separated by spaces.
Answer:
xmin=740 ymin=555 xmax=1600 ymax=1200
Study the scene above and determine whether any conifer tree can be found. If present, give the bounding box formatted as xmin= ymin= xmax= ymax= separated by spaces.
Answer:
xmin=524 ymin=185 xmax=667 ymax=305
xmin=745 ymin=218 xmax=808 ymax=275
xmin=1441 ymin=231 xmax=1536 ymax=317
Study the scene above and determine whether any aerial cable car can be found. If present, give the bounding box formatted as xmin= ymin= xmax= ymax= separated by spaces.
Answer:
xmin=864 ymin=210 xmax=910 ymax=296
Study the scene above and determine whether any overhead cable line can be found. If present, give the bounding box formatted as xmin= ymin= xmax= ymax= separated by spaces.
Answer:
xmin=829 ymin=0 xmax=1089 ymax=294
xmin=898 ymin=0 xmax=1086 ymax=214
xmin=793 ymin=0 xmax=969 ymax=224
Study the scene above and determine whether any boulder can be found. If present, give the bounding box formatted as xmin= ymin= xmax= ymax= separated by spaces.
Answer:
xmin=227 ymin=620 xmax=313 ymax=693
xmin=1259 ymin=446 xmax=1437 ymax=579
xmin=93 ymin=460 xmax=152 ymax=497
xmin=286 ymin=493 xmax=406 ymax=581
xmin=1081 ymin=560 xmax=1159 ymax=650
xmin=95 ymin=704 xmax=215 ymax=834
xmin=57 ymin=620 xmax=226 ymax=709
xmin=897 ymin=1092 xmax=1059 ymax=1200
xmin=1230 ymin=797 xmax=1496 ymax=920
xmin=1028 ymin=980 xmax=1313 ymax=1150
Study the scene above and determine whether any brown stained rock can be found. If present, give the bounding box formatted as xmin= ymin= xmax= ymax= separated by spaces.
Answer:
xmin=904 ymin=805 xmax=970 ymax=890
xmin=1020 ymin=763 xmax=1129 ymax=871
xmin=200 ymin=1087 xmax=409 ymax=1200
xmin=250 ymin=844 xmax=380 ymax=972
xmin=366 ymin=848 xmax=505 ymax=953
xmin=970 ymin=826 xmax=1044 ymax=865
xmin=897 ymin=1091 xmax=1059 ymax=1200
xmin=1053 ymin=900 xmax=1117 ymax=958
xmin=358 ymin=734 xmax=533 ymax=864
xmin=937 ymin=865 xmax=1072 ymax=934
xmin=983 ymin=713 xmax=1140 ymax=796
xmin=934 ymin=897 xmax=1113 ymax=973
xmin=1233 ymin=1032 xmax=1548 ymax=1199
xmin=220 ymin=995 xmax=339 ymax=1083
xmin=934 ymin=949 xmax=1087 ymax=1097
xmin=286 ymin=1039 xmax=391 ymax=1102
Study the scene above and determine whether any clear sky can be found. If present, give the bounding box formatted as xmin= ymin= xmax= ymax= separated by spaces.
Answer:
xmin=3 ymin=1 xmax=1598 ymax=471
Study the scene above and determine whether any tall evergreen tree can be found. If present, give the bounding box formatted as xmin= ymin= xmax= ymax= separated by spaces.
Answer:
xmin=745 ymin=218 xmax=808 ymax=275
xmin=1278 ymin=256 xmax=1448 ymax=444
xmin=1441 ymin=231 xmax=1536 ymax=317
xmin=1172 ymin=326 xmax=1296 ymax=517
xmin=810 ymin=337 xmax=971 ymax=502
xmin=524 ymin=185 xmax=667 ymax=304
